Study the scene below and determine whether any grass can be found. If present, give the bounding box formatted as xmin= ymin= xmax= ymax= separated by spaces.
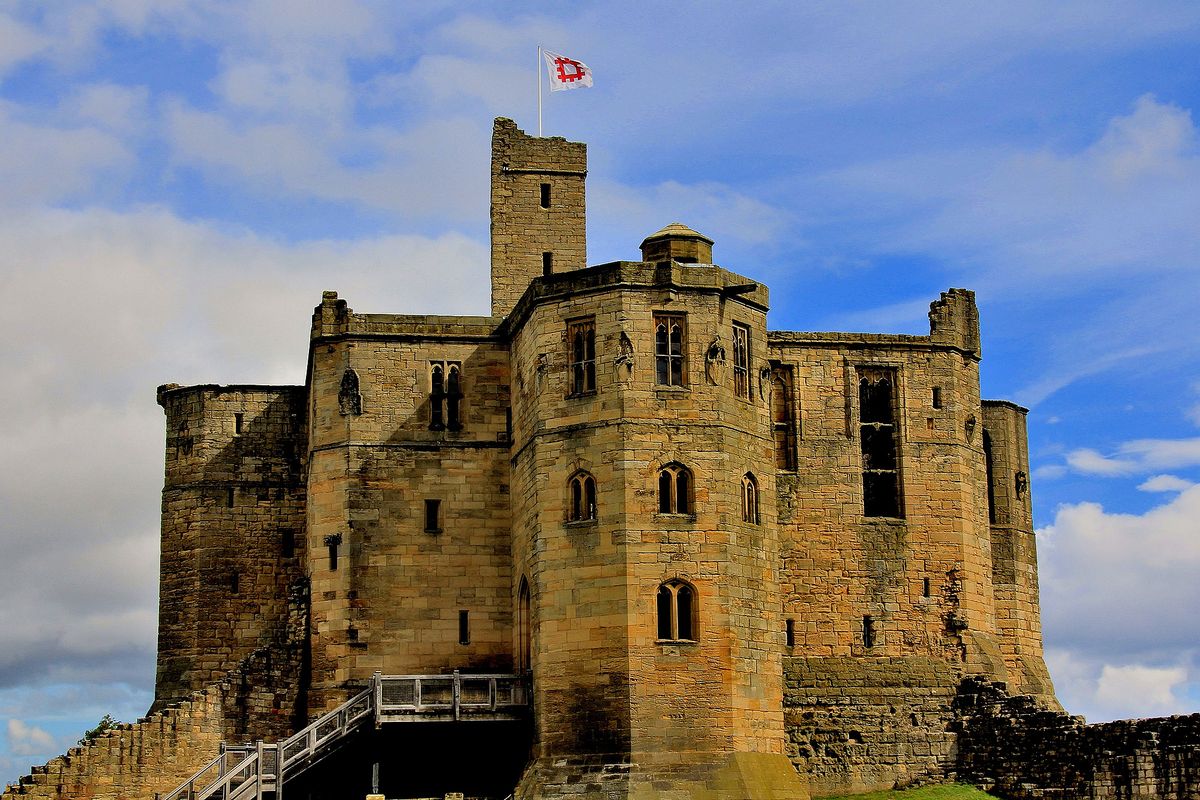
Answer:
xmin=824 ymin=784 xmax=1000 ymax=800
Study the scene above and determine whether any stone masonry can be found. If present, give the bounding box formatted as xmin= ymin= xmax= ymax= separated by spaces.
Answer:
xmin=8 ymin=117 xmax=1130 ymax=800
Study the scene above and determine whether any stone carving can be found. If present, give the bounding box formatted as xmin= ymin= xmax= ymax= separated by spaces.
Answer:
xmin=704 ymin=338 xmax=727 ymax=385
xmin=615 ymin=331 xmax=635 ymax=376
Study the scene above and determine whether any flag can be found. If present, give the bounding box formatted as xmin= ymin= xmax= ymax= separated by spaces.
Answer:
xmin=543 ymin=50 xmax=593 ymax=92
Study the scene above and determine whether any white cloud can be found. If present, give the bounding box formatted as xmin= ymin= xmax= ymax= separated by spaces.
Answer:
xmin=1033 ymin=464 xmax=1068 ymax=481
xmin=1064 ymin=448 xmax=1137 ymax=476
xmin=0 ymin=12 xmax=50 ymax=77
xmin=5 ymin=720 xmax=55 ymax=758
xmin=1095 ymin=664 xmax=1188 ymax=720
xmin=1138 ymin=474 xmax=1196 ymax=493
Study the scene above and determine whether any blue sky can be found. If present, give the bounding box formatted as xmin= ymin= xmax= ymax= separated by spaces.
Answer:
xmin=3 ymin=1 xmax=1200 ymax=786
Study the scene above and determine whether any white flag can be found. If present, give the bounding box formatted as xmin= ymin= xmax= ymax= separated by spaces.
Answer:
xmin=543 ymin=50 xmax=593 ymax=92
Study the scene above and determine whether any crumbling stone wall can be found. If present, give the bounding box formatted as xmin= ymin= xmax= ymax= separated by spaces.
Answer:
xmin=955 ymin=677 xmax=1200 ymax=799
xmin=784 ymin=656 xmax=962 ymax=796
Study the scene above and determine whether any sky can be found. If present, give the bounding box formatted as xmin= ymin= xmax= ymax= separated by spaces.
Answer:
xmin=2 ymin=0 xmax=1200 ymax=785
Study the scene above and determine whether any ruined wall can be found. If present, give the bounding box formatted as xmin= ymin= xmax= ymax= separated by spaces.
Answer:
xmin=981 ymin=402 xmax=1057 ymax=706
xmin=4 ymin=582 xmax=307 ymax=800
xmin=305 ymin=292 xmax=513 ymax=714
xmin=955 ymin=677 xmax=1200 ymax=799
xmin=154 ymin=383 xmax=307 ymax=707
xmin=770 ymin=289 xmax=1007 ymax=684
xmin=490 ymin=117 xmax=587 ymax=318
xmin=784 ymin=656 xmax=961 ymax=796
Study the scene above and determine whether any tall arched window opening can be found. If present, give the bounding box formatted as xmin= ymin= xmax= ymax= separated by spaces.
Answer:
xmin=656 ymin=579 xmax=696 ymax=641
xmin=568 ymin=318 xmax=596 ymax=395
xmin=858 ymin=368 xmax=903 ymax=518
xmin=654 ymin=313 xmax=686 ymax=386
xmin=657 ymin=463 xmax=692 ymax=515
xmin=741 ymin=473 xmax=759 ymax=524
xmin=517 ymin=578 xmax=531 ymax=673
xmin=771 ymin=366 xmax=796 ymax=470
xmin=983 ymin=430 xmax=997 ymax=524
xmin=568 ymin=471 xmax=597 ymax=521
xmin=429 ymin=361 xmax=464 ymax=432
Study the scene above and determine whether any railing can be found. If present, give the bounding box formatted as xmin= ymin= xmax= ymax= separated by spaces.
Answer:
xmin=159 ymin=672 xmax=528 ymax=800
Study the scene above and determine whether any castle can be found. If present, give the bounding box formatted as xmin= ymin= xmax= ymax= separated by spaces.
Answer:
xmin=9 ymin=119 xmax=1079 ymax=800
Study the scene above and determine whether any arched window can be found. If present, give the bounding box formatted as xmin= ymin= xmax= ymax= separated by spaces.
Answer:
xmin=741 ymin=473 xmax=759 ymax=524
xmin=983 ymin=431 xmax=997 ymax=524
xmin=657 ymin=463 xmax=692 ymax=515
xmin=568 ymin=471 xmax=597 ymax=521
xmin=430 ymin=364 xmax=445 ymax=430
xmin=771 ymin=367 xmax=796 ymax=470
xmin=429 ymin=360 xmax=464 ymax=432
xmin=517 ymin=577 xmax=531 ymax=673
xmin=656 ymin=579 xmax=696 ymax=641
xmin=446 ymin=364 xmax=462 ymax=431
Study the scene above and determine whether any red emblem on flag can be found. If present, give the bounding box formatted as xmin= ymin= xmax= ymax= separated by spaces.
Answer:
xmin=543 ymin=50 xmax=594 ymax=92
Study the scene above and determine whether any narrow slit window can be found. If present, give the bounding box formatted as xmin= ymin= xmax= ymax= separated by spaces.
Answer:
xmin=424 ymin=499 xmax=441 ymax=533
xmin=656 ymin=579 xmax=697 ymax=642
xmin=932 ymin=387 xmax=942 ymax=409
xmin=540 ymin=182 xmax=551 ymax=208
xmin=732 ymin=323 xmax=751 ymax=399
xmin=282 ymin=530 xmax=295 ymax=558
xmin=459 ymin=610 xmax=470 ymax=645
xmin=923 ymin=577 xmax=931 ymax=598
xmin=858 ymin=368 xmax=903 ymax=518
xmin=983 ymin=431 xmax=997 ymax=524
xmin=654 ymin=313 xmax=686 ymax=386
xmin=567 ymin=318 xmax=597 ymax=395
xmin=862 ymin=615 xmax=876 ymax=648
xmin=226 ymin=487 xmax=235 ymax=508
xmin=741 ymin=473 xmax=759 ymax=524
xmin=786 ymin=618 xmax=796 ymax=648
xmin=324 ymin=533 xmax=341 ymax=571
xmin=229 ymin=573 xmax=239 ymax=594
xmin=446 ymin=365 xmax=462 ymax=431
xmin=234 ymin=412 xmax=243 ymax=434
xmin=542 ymin=251 xmax=553 ymax=276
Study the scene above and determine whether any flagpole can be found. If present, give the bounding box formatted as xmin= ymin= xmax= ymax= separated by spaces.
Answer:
xmin=537 ymin=45 xmax=543 ymax=137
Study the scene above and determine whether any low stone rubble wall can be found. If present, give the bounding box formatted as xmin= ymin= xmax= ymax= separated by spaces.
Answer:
xmin=954 ymin=676 xmax=1200 ymax=799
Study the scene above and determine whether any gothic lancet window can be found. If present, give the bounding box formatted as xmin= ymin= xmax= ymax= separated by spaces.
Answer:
xmin=429 ymin=361 xmax=463 ymax=431
xmin=771 ymin=366 xmax=796 ymax=470
xmin=568 ymin=471 xmax=597 ymax=521
xmin=741 ymin=473 xmax=759 ymax=524
xmin=657 ymin=463 xmax=692 ymax=515
xmin=657 ymin=579 xmax=696 ymax=641
xmin=732 ymin=323 xmax=751 ymax=399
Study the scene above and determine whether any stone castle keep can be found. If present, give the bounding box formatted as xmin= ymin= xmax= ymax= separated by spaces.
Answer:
xmin=35 ymin=117 xmax=1200 ymax=800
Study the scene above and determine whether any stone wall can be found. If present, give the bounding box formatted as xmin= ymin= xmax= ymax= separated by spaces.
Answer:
xmin=154 ymin=383 xmax=307 ymax=706
xmin=784 ymin=655 xmax=962 ymax=796
xmin=955 ymin=677 xmax=1200 ymax=800
xmin=3 ymin=580 xmax=306 ymax=800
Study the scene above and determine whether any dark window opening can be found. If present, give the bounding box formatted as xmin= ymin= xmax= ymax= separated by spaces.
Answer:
xmin=771 ymin=367 xmax=797 ymax=470
xmin=654 ymin=313 xmax=686 ymax=386
xmin=741 ymin=473 xmax=759 ymax=524
xmin=657 ymin=579 xmax=696 ymax=641
xmin=568 ymin=318 xmax=597 ymax=395
xmin=932 ymin=387 xmax=942 ymax=409
xmin=517 ymin=578 xmax=531 ymax=672
xmin=505 ymin=407 xmax=513 ymax=442
xmin=339 ymin=368 xmax=363 ymax=416
xmin=542 ymin=251 xmax=553 ymax=276
xmin=229 ymin=573 xmax=239 ymax=593
xmin=732 ymin=323 xmax=751 ymax=399
xmin=234 ymin=412 xmax=243 ymax=434
xmin=657 ymin=463 xmax=692 ymax=515
xmin=859 ymin=370 xmax=903 ymax=518
xmin=540 ymin=182 xmax=551 ymax=208
xmin=282 ymin=530 xmax=295 ymax=558
xmin=862 ymin=615 xmax=876 ymax=649
xmin=568 ymin=471 xmax=597 ymax=521
xmin=923 ymin=577 xmax=931 ymax=598
xmin=424 ymin=499 xmax=441 ymax=533
xmin=459 ymin=610 xmax=470 ymax=645
xmin=226 ymin=487 xmax=235 ymax=508
xmin=786 ymin=618 xmax=796 ymax=648
xmin=429 ymin=361 xmax=463 ymax=432
xmin=983 ymin=431 xmax=997 ymax=524
xmin=324 ymin=533 xmax=342 ymax=570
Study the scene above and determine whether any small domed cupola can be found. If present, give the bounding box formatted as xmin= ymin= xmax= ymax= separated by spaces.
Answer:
xmin=639 ymin=222 xmax=714 ymax=264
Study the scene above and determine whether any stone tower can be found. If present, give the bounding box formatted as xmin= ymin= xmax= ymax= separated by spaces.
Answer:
xmin=490 ymin=117 xmax=587 ymax=317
